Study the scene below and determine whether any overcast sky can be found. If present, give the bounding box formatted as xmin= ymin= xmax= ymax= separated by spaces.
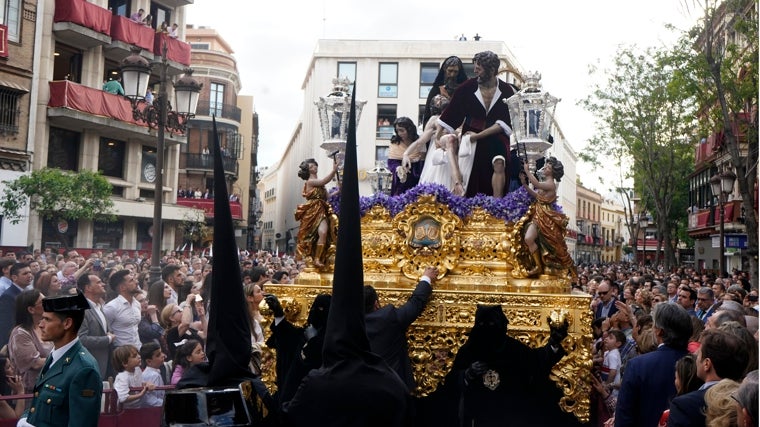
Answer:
xmin=186 ymin=0 xmax=699 ymax=193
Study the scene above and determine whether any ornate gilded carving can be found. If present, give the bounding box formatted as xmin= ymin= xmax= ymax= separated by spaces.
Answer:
xmin=275 ymin=193 xmax=589 ymax=422
xmin=392 ymin=194 xmax=462 ymax=279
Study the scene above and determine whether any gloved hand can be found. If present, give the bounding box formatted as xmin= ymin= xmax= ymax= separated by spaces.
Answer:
xmin=264 ymin=294 xmax=284 ymax=318
xmin=547 ymin=317 xmax=569 ymax=347
xmin=464 ymin=361 xmax=488 ymax=385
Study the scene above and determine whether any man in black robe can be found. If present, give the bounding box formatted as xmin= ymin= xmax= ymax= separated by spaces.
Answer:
xmin=420 ymin=305 xmax=577 ymax=427
xmin=264 ymin=293 xmax=330 ymax=406
xmin=437 ymin=51 xmax=517 ymax=197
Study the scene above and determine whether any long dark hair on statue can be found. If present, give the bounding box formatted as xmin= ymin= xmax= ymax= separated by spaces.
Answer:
xmin=390 ymin=117 xmax=419 ymax=145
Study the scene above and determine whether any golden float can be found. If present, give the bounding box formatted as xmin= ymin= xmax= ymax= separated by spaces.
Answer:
xmin=263 ymin=188 xmax=592 ymax=423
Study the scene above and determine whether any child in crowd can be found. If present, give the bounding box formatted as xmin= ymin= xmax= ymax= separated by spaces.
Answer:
xmin=139 ymin=342 xmax=166 ymax=407
xmin=113 ymin=345 xmax=155 ymax=408
xmin=601 ymin=329 xmax=625 ymax=397
xmin=171 ymin=339 xmax=205 ymax=385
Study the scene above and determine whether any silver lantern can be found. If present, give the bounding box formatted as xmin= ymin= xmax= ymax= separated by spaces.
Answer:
xmin=315 ymin=77 xmax=366 ymax=161
xmin=505 ymin=71 xmax=560 ymax=172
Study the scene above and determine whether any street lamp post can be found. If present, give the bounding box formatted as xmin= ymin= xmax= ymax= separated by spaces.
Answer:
xmin=639 ymin=216 xmax=649 ymax=266
xmin=710 ymin=169 xmax=737 ymax=276
xmin=121 ymin=45 xmax=202 ymax=284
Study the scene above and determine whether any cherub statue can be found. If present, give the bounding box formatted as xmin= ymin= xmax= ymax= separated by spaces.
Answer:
xmin=295 ymin=158 xmax=338 ymax=268
xmin=519 ymin=157 xmax=576 ymax=278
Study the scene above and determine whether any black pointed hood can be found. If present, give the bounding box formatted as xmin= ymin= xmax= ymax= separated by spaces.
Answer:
xmin=321 ymin=84 xmax=371 ymax=366
xmin=206 ymin=116 xmax=253 ymax=386
xmin=281 ymin=84 xmax=410 ymax=426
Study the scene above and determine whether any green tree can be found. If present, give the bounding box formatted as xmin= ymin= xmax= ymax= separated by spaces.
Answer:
xmin=580 ymin=44 xmax=697 ymax=269
xmin=678 ymin=0 xmax=758 ymax=284
xmin=0 ymin=168 xmax=115 ymax=224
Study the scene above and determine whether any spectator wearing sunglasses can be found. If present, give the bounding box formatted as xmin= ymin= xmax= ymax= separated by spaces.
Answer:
xmin=594 ymin=279 xmax=618 ymax=320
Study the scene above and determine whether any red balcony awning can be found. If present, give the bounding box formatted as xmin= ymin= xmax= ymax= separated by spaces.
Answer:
xmin=54 ymin=0 xmax=111 ymax=35
xmin=48 ymin=80 xmax=156 ymax=128
xmin=154 ymin=33 xmax=191 ymax=66
xmin=48 ymin=80 xmax=189 ymax=134
xmin=110 ymin=15 xmax=154 ymax=51
xmin=176 ymin=197 xmax=243 ymax=220
xmin=0 ymin=25 xmax=8 ymax=58
xmin=696 ymin=210 xmax=710 ymax=227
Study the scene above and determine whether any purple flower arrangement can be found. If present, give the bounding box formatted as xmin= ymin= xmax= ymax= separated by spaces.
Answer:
xmin=327 ymin=183 xmax=562 ymax=223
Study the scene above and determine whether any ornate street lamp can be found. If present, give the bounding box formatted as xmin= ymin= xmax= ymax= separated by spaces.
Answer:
xmin=121 ymin=45 xmax=202 ymax=284
xmin=505 ymin=71 xmax=560 ymax=172
xmin=639 ymin=215 xmax=649 ymax=265
xmin=367 ymin=161 xmax=392 ymax=195
xmin=710 ymin=169 xmax=737 ymax=276
xmin=315 ymin=77 xmax=366 ymax=175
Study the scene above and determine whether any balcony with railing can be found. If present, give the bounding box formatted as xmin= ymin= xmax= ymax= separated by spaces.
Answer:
xmin=695 ymin=113 xmax=754 ymax=166
xmin=53 ymin=0 xmax=112 ymax=48
xmin=46 ymin=80 xmax=186 ymax=144
xmin=194 ymin=100 xmax=242 ymax=122
xmin=180 ymin=153 xmax=238 ymax=176
xmin=687 ymin=199 xmax=742 ymax=237
xmin=104 ymin=15 xmax=155 ymax=64
xmin=153 ymin=33 xmax=191 ymax=68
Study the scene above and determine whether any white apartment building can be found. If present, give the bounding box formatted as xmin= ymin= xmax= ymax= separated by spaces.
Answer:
xmin=260 ymin=39 xmax=578 ymax=253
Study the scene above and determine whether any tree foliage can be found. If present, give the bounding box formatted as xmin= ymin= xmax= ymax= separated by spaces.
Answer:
xmin=0 ymin=168 xmax=115 ymax=224
xmin=677 ymin=0 xmax=758 ymax=283
xmin=580 ymin=44 xmax=696 ymax=269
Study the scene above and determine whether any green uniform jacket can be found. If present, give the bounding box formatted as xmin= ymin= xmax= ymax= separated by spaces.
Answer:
xmin=24 ymin=340 xmax=103 ymax=427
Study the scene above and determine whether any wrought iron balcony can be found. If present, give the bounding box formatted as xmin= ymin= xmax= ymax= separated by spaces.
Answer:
xmin=181 ymin=152 xmax=238 ymax=175
xmin=194 ymin=100 xmax=241 ymax=122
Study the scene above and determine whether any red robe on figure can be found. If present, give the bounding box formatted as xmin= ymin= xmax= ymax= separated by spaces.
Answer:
xmin=438 ymin=78 xmax=516 ymax=197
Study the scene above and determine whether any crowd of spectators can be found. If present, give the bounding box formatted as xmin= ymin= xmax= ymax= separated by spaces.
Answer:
xmin=0 ymin=245 xmax=757 ymax=425
xmin=0 ymin=247 xmax=303 ymax=412
xmin=577 ymin=262 xmax=758 ymax=427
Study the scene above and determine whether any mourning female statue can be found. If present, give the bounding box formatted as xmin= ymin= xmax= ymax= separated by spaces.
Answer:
xmin=519 ymin=157 xmax=576 ymax=278
xmin=295 ymin=158 xmax=338 ymax=268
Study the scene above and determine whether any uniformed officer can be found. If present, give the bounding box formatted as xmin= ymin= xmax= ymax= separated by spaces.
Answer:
xmin=17 ymin=291 xmax=102 ymax=427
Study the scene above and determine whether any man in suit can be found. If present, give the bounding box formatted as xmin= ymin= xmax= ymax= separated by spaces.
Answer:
xmin=667 ymin=328 xmax=750 ymax=426
xmin=594 ymin=279 xmax=618 ymax=320
xmin=17 ymin=291 xmax=102 ymax=427
xmin=615 ymin=303 xmax=693 ymax=427
xmin=696 ymin=287 xmax=719 ymax=323
xmin=0 ymin=262 xmax=33 ymax=348
xmin=77 ymin=274 xmax=114 ymax=379
xmin=364 ymin=266 xmax=438 ymax=392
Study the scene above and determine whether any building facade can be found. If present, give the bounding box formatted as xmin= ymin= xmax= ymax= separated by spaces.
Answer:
xmin=600 ymin=197 xmax=627 ymax=263
xmin=176 ymin=25 xmax=255 ymax=251
xmin=259 ymin=39 xmax=579 ymax=254
xmin=575 ymin=184 xmax=602 ymax=265
xmin=686 ymin=1 xmax=755 ymax=275
xmin=25 ymin=0 xmax=204 ymax=252
xmin=0 ymin=0 xmax=38 ymax=246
